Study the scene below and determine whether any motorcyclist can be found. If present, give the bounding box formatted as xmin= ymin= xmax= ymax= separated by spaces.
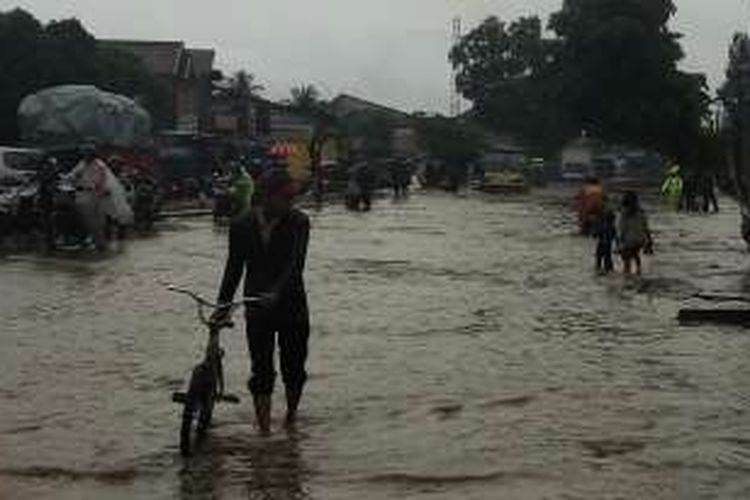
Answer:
xmin=70 ymin=145 xmax=109 ymax=251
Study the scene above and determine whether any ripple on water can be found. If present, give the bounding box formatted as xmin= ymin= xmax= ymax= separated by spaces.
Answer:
xmin=1 ymin=191 xmax=750 ymax=499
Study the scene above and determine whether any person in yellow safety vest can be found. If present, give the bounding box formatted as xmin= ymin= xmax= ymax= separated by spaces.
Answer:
xmin=661 ymin=165 xmax=683 ymax=210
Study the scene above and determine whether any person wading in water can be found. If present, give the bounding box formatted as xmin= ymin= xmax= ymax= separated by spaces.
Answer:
xmin=618 ymin=191 xmax=653 ymax=276
xmin=213 ymin=168 xmax=310 ymax=434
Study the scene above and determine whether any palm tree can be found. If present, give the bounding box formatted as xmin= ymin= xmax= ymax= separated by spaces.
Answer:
xmin=215 ymin=70 xmax=264 ymax=136
xmin=289 ymin=84 xmax=337 ymax=203
xmin=290 ymin=84 xmax=320 ymax=112
xmin=229 ymin=70 xmax=264 ymax=100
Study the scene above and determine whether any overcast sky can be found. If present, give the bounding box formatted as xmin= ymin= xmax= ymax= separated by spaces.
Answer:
xmin=3 ymin=0 xmax=748 ymax=113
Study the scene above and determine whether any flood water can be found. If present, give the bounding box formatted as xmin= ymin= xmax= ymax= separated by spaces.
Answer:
xmin=3 ymin=187 xmax=750 ymax=499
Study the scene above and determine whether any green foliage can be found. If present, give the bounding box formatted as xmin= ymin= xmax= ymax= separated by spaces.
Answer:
xmin=340 ymin=111 xmax=394 ymax=160
xmin=213 ymin=70 xmax=264 ymax=135
xmin=95 ymin=46 xmax=172 ymax=129
xmin=550 ymin=0 xmax=709 ymax=160
xmin=450 ymin=16 xmax=569 ymax=155
xmin=719 ymin=34 xmax=750 ymax=190
xmin=0 ymin=9 xmax=101 ymax=141
xmin=288 ymin=84 xmax=338 ymax=170
xmin=39 ymin=18 xmax=97 ymax=84
xmin=290 ymin=85 xmax=320 ymax=113
xmin=0 ymin=7 xmax=169 ymax=141
xmin=0 ymin=11 xmax=102 ymax=140
xmin=451 ymin=0 xmax=711 ymax=162
xmin=416 ymin=116 xmax=483 ymax=173
xmin=217 ymin=70 xmax=263 ymax=104
xmin=0 ymin=9 xmax=44 ymax=140
xmin=722 ymin=33 xmax=750 ymax=129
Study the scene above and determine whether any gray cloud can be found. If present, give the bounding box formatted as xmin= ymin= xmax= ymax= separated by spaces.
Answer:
xmin=3 ymin=0 xmax=746 ymax=113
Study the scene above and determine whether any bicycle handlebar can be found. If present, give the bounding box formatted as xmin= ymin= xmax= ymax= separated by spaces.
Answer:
xmin=163 ymin=283 xmax=262 ymax=328
xmin=166 ymin=284 xmax=260 ymax=309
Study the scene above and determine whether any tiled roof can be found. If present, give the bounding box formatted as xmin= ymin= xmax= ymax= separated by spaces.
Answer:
xmin=331 ymin=94 xmax=410 ymax=120
xmin=99 ymin=40 xmax=185 ymax=77
xmin=187 ymin=49 xmax=215 ymax=77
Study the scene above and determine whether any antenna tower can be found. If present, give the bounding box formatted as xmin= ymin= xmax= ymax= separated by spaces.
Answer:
xmin=450 ymin=16 xmax=462 ymax=117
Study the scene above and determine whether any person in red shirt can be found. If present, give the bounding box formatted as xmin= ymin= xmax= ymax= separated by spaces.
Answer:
xmin=574 ymin=177 xmax=604 ymax=236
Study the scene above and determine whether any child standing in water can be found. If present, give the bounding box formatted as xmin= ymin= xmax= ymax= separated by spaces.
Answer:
xmin=618 ymin=191 xmax=653 ymax=276
xmin=594 ymin=209 xmax=617 ymax=273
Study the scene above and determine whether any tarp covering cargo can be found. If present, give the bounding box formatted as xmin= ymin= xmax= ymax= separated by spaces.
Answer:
xmin=18 ymin=85 xmax=152 ymax=148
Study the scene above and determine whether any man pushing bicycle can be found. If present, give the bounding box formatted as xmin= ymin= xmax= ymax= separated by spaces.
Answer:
xmin=213 ymin=168 xmax=310 ymax=434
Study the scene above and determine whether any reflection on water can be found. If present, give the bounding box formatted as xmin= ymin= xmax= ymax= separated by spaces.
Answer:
xmin=2 ymin=188 xmax=750 ymax=499
xmin=179 ymin=429 xmax=310 ymax=500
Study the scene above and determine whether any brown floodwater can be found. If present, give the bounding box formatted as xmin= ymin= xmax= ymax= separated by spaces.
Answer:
xmin=2 ymin=187 xmax=750 ymax=499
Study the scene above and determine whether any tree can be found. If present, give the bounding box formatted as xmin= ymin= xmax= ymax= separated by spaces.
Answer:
xmin=0 ymin=8 xmax=171 ymax=142
xmin=0 ymin=12 xmax=103 ymax=141
xmin=451 ymin=2 xmax=711 ymax=163
xmin=290 ymin=84 xmax=320 ymax=112
xmin=289 ymin=84 xmax=338 ymax=202
xmin=340 ymin=111 xmax=395 ymax=161
xmin=39 ymin=18 xmax=97 ymax=85
xmin=416 ymin=115 xmax=483 ymax=188
xmin=450 ymin=16 xmax=569 ymax=155
xmin=96 ymin=46 xmax=172 ymax=129
xmin=213 ymin=70 xmax=264 ymax=136
xmin=0 ymin=9 xmax=45 ymax=141
xmin=549 ymin=0 xmax=709 ymax=161
xmin=720 ymin=33 xmax=750 ymax=200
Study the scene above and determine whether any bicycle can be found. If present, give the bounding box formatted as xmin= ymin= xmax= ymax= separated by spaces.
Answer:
xmin=166 ymin=284 xmax=259 ymax=456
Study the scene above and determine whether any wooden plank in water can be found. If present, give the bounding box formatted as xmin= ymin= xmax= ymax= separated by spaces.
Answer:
xmin=678 ymin=308 xmax=750 ymax=326
xmin=692 ymin=292 xmax=750 ymax=303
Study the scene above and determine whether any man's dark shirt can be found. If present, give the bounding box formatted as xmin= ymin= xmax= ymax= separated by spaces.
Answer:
xmin=218 ymin=208 xmax=310 ymax=323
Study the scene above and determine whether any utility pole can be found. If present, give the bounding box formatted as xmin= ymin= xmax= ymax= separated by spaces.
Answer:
xmin=450 ymin=16 xmax=462 ymax=118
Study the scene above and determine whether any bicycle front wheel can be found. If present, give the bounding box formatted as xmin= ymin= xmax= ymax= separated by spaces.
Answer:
xmin=180 ymin=395 xmax=213 ymax=456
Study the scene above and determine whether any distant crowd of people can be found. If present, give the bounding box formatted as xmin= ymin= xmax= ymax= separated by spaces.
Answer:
xmin=661 ymin=165 xmax=719 ymax=214
xmin=345 ymin=158 xmax=414 ymax=211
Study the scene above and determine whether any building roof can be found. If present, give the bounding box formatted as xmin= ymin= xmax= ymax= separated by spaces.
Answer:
xmin=99 ymin=40 xmax=214 ymax=79
xmin=100 ymin=40 xmax=185 ymax=77
xmin=330 ymin=94 xmax=410 ymax=121
xmin=187 ymin=49 xmax=215 ymax=77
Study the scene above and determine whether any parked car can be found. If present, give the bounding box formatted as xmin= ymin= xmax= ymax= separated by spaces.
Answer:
xmin=480 ymin=170 xmax=529 ymax=194
xmin=480 ymin=162 xmax=530 ymax=194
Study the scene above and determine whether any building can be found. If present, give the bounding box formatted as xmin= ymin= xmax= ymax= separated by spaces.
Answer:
xmin=330 ymin=94 xmax=420 ymax=159
xmin=98 ymin=40 xmax=215 ymax=132
xmin=331 ymin=94 xmax=411 ymax=122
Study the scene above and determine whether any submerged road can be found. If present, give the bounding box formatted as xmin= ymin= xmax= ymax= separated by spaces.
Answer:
xmin=2 ymin=187 xmax=750 ymax=499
